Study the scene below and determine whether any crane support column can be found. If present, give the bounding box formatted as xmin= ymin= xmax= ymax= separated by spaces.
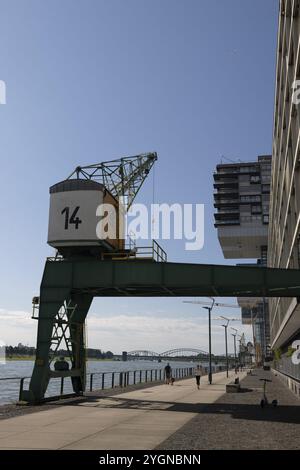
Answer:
xmin=68 ymin=294 xmax=93 ymax=394
xmin=21 ymin=287 xmax=71 ymax=403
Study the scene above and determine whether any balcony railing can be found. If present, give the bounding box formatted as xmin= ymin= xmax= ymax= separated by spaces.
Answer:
xmin=214 ymin=220 xmax=240 ymax=226
xmin=214 ymin=188 xmax=239 ymax=195
xmin=215 ymin=209 xmax=239 ymax=215
xmin=214 ymin=198 xmax=240 ymax=205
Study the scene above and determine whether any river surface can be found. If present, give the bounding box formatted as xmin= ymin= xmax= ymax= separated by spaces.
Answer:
xmin=0 ymin=359 xmax=223 ymax=405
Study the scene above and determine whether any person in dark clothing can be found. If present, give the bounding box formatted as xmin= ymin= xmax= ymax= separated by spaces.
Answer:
xmin=164 ymin=363 xmax=172 ymax=384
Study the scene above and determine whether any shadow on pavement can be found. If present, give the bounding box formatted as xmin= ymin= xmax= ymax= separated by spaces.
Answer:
xmin=50 ymin=393 xmax=300 ymax=425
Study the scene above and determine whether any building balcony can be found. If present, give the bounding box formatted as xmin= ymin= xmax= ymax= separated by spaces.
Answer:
xmin=214 ymin=198 xmax=240 ymax=207
xmin=214 ymin=168 xmax=239 ymax=177
xmin=214 ymin=219 xmax=240 ymax=227
xmin=213 ymin=179 xmax=239 ymax=188
xmin=214 ymin=209 xmax=239 ymax=216
xmin=214 ymin=185 xmax=239 ymax=193
xmin=214 ymin=166 xmax=260 ymax=177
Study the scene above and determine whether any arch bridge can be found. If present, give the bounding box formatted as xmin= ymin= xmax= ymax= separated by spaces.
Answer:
xmin=127 ymin=348 xmax=209 ymax=360
xmin=161 ymin=348 xmax=208 ymax=357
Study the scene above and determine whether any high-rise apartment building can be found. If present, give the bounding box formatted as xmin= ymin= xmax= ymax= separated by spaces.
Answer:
xmin=214 ymin=156 xmax=272 ymax=261
xmin=214 ymin=155 xmax=272 ymax=363
xmin=268 ymin=0 xmax=300 ymax=377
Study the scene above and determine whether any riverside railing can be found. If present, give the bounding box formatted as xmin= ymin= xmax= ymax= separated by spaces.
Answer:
xmin=1 ymin=364 xmax=232 ymax=404
xmin=88 ymin=366 xmax=194 ymax=392
xmin=1 ymin=366 xmax=199 ymax=404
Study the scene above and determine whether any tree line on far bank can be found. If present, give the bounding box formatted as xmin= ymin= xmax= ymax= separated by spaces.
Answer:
xmin=1 ymin=343 xmax=114 ymax=359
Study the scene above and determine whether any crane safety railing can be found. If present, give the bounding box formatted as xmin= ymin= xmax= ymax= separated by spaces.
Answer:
xmin=46 ymin=240 xmax=167 ymax=263
xmin=102 ymin=240 xmax=167 ymax=262
xmin=130 ymin=240 xmax=167 ymax=262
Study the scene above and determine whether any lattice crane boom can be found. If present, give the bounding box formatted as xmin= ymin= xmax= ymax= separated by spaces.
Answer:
xmin=67 ymin=151 xmax=157 ymax=210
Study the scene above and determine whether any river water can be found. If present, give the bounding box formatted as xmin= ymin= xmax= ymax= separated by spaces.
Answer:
xmin=0 ymin=359 xmax=223 ymax=405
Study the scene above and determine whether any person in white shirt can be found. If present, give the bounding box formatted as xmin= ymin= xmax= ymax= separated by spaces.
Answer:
xmin=194 ymin=364 xmax=202 ymax=390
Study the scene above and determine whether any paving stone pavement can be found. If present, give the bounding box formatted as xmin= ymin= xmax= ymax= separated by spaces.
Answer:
xmin=0 ymin=370 xmax=235 ymax=449
xmin=156 ymin=368 xmax=300 ymax=450
xmin=0 ymin=379 xmax=170 ymax=421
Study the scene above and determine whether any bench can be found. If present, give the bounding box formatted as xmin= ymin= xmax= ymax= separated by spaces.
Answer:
xmin=226 ymin=377 xmax=241 ymax=393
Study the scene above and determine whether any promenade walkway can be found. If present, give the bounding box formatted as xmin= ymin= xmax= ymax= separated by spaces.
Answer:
xmin=0 ymin=370 xmax=239 ymax=450
xmin=157 ymin=368 xmax=300 ymax=450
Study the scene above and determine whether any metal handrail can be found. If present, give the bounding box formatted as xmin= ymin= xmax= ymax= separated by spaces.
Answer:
xmin=0 ymin=366 xmax=196 ymax=404
xmin=1 ymin=364 xmax=232 ymax=405
xmin=102 ymin=240 xmax=167 ymax=263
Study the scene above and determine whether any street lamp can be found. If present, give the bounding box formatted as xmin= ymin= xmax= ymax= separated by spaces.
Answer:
xmin=231 ymin=327 xmax=238 ymax=370
xmin=220 ymin=316 xmax=230 ymax=378
xmin=183 ymin=297 xmax=215 ymax=384
xmin=202 ymin=302 xmax=214 ymax=385
xmin=237 ymin=333 xmax=243 ymax=365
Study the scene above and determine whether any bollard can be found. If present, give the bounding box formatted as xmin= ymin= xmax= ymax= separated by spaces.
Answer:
xmin=102 ymin=373 xmax=105 ymax=390
xmin=60 ymin=377 xmax=64 ymax=396
xmin=90 ymin=373 xmax=94 ymax=392
xmin=111 ymin=372 xmax=115 ymax=388
xmin=19 ymin=378 xmax=25 ymax=402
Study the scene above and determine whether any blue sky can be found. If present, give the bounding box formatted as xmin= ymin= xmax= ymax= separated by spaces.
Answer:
xmin=0 ymin=0 xmax=278 ymax=354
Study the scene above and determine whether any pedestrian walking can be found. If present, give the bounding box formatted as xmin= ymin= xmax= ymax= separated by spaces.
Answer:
xmin=164 ymin=363 xmax=172 ymax=384
xmin=194 ymin=364 xmax=202 ymax=390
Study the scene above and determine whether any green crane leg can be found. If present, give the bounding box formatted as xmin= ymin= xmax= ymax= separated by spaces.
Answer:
xmin=21 ymin=290 xmax=70 ymax=403
xmin=68 ymin=294 xmax=93 ymax=394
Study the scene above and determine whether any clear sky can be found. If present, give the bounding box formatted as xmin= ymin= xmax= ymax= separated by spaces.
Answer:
xmin=0 ymin=0 xmax=278 ymax=354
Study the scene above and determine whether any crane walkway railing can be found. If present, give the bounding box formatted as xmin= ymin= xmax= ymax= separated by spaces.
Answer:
xmin=46 ymin=240 xmax=167 ymax=263
xmin=103 ymin=240 xmax=167 ymax=263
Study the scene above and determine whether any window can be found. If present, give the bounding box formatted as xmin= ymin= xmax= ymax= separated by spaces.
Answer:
xmin=262 ymin=175 xmax=271 ymax=183
xmin=252 ymin=205 xmax=262 ymax=214
xmin=261 ymin=164 xmax=271 ymax=171
xmin=262 ymin=184 xmax=270 ymax=193
xmin=263 ymin=215 xmax=269 ymax=224
xmin=262 ymin=205 xmax=269 ymax=214
xmin=240 ymin=195 xmax=261 ymax=202
xmin=250 ymin=176 xmax=260 ymax=183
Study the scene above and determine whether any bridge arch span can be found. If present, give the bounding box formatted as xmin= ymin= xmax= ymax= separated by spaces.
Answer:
xmin=160 ymin=348 xmax=208 ymax=357
xmin=127 ymin=350 xmax=160 ymax=357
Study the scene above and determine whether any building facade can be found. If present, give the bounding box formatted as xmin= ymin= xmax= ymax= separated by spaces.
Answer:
xmin=268 ymin=0 xmax=300 ymax=362
xmin=214 ymin=155 xmax=272 ymax=363
xmin=214 ymin=156 xmax=271 ymax=260
xmin=238 ymin=297 xmax=271 ymax=362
